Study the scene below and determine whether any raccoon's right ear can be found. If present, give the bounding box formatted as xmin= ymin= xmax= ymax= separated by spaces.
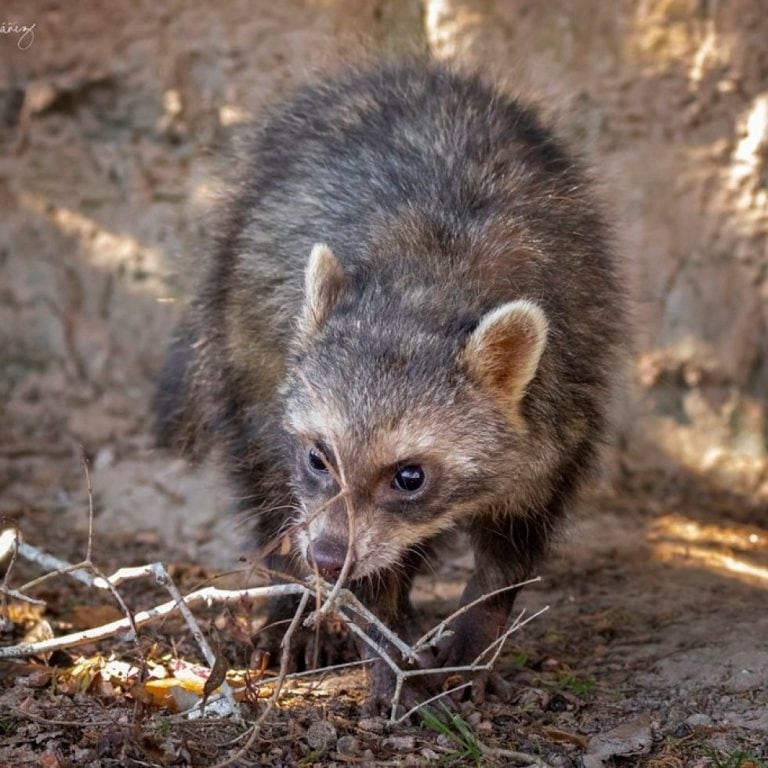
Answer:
xmin=462 ymin=300 xmax=548 ymax=428
xmin=300 ymin=243 xmax=345 ymax=335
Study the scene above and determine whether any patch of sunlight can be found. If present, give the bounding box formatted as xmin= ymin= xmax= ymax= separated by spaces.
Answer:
xmin=189 ymin=178 xmax=221 ymax=209
xmin=650 ymin=514 xmax=768 ymax=588
xmin=728 ymin=92 xmax=768 ymax=209
xmin=629 ymin=0 xmax=700 ymax=67
xmin=219 ymin=104 xmax=248 ymax=127
xmin=18 ymin=190 xmax=169 ymax=298
xmin=650 ymin=514 xmax=767 ymax=551
xmin=425 ymin=0 xmax=485 ymax=58
xmin=653 ymin=542 xmax=768 ymax=587
xmin=687 ymin=18 xmax=719 ymax=84
xmin=733 ymin=94 xmax=768 ymax=169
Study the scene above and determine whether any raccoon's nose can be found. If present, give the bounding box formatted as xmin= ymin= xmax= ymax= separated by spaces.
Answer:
xmin=307 ymin=538 xmax=350 ymax=580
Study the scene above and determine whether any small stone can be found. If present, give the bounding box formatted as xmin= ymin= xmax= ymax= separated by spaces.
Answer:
xmin=684 ymin=713 xmax=712 ymax=728
xmin=306 ymin=720 xmax=337 ymax=751
xmin=421 ymin=748 xmax=440 ymax=761
xmin=336 ymin=736 xmax=359 ymax=756
xmin=27 ymin=671 xmax=51 ymax=688
xmin=382 ymin=735 xmax=416 ymax=751
xmin=358 ymin=717 xmax=386 ymax=733
xmin=476 ymin=720 xmax=494 ymax=735
xmin=39 ymin=752 xmax=61 ymax=768
xmin=436 ymin=733 xmax=453 ymax=749
xmin=466 ymin=711 xmax=482 ymax=726
xmin=516 ymin=687 xmax=551 ymax=709
xmin=93 ymin=446 xmax=116 ymax=469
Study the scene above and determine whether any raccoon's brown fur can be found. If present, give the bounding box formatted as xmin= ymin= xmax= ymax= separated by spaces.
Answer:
xmin=156 ymin=58 xmax=626 ymax=703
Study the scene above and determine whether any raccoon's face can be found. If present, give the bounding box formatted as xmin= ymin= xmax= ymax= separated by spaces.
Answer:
xmin=282 ymin=244 xmax=548 ymax=582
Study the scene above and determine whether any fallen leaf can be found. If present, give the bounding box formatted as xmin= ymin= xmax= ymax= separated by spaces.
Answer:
xmin=584 ymin=713 xmax=653 ymax=767
xmin=540 ymin=726 xmax=588 ymax=749
xmin=68 ymin=604 xmax=124 ymax=629
xmin=201 ymin=641 xmax=228 ymax=711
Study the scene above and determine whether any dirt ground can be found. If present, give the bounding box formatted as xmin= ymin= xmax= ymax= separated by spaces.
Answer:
xmin=1 ymin=398 xmax=767 ymax=767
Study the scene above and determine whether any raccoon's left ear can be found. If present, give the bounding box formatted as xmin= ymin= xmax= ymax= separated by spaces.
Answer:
xmin=300 ymin=243 xmax=345 ymax=335
xmin=462 ymin=300 xmax=548 ymax=426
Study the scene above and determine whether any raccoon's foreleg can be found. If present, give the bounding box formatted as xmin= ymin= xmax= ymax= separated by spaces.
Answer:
xmin=436 ymin=511 xmax=553 ymax=702
xmin=354 ymin=551 xmax=442 ymax=714
xmin=155 ymin=321 xmax=201 ymax=450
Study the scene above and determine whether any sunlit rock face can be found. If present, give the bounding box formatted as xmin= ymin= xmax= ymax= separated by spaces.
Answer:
xmin=425 ymin=0 xmax=768 ymax=493
xmin=2 ymin=0 xmax=768 ymax=497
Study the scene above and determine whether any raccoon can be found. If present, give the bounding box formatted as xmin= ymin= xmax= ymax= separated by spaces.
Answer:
xmin=156 ymin=59 xmax=626 ymax=705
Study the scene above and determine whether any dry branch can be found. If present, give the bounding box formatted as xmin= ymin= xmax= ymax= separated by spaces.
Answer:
xmin=1 ymin=527 xmax=547 ymax=726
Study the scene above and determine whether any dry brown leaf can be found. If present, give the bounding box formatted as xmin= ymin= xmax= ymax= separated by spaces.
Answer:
xmin=539 ymin=726 xmax=588 ymax=749
xmin=68 ymin=604 xmax=124 ymax=629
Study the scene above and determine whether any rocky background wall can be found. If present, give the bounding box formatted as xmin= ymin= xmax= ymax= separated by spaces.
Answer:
xmin=2 ymin=0 xmax=767 ymax=521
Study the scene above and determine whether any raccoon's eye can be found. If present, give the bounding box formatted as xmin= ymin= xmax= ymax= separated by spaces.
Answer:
xmin=307 ymin=447 xmax=329 ymax=473
xmin=392 ymin=464 xmax=426 ymax=493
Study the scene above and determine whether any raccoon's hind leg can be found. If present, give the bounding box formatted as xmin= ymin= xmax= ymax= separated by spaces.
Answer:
xmin=155 ymin=321 xmax=204 ymax=454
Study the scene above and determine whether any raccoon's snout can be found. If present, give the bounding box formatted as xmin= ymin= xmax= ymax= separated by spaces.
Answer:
xmin=307 ymin=537 xmax=350 ymax=580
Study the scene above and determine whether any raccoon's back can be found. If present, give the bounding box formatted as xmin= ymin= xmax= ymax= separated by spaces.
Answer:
xmin=166 ymin=60 xmax=624 ymax=467
xmin=225 ymin=60 xmax=623 ymax=405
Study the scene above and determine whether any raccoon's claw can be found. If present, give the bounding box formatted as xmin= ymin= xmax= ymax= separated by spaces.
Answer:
xmin=432 ymin=618 xmax=514 ymax=703
xmin=465 ymin=668 xmax=512 ymax=704
xmin=364 ymin=657 xmax=460 ymax=720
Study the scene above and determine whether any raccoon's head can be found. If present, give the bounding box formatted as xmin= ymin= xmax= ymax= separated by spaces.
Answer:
xmin=281 ymin=243 xmax=549 ymax=582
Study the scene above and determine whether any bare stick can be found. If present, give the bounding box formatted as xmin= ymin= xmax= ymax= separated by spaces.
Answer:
xmin=150 ymin=563 xmax=241 ymax=720
xmin=0 ymin=529 xmax=97 ymax=590
xmin=0 ymin=582 xmax=306 ymax=659
xmin=470 ymin=605 xmax=550 ymax=668
xmin=251 ymin=657 xmax=371 ymax=688
xmin=317 ymin=438 xmax=357 ymax=615
xmin=81 ymin=447 xmax=95 ymax=563
xmin=477 ymin=741 xmax=555 ymax=768
xmin=0 ymin=525 xmax=21 ymax=621
xmin=331 ymin=588 xmax=417 ymax=661
xmin=3 ymin=528 xmax=549 ymax=727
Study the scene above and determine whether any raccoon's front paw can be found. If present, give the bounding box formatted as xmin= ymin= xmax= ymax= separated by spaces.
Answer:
xmin=433 ymin=610 xmax=513 ymax=704
xmin=250 ymin=598 xmax=355 ymax=673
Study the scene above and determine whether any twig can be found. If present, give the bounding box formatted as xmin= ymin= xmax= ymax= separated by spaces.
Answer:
xmin=150 ymin=563 xmax=241 ymax=721
xmin=81 ymin=447 xmax=95 ymax=563
xmin=316 ymin=438 xmax=356 ymax=615
xmin=477 ymin=741 xmax=555 ymax=768
xmin=397 ymin=681 xmax=472 ymax=723
xmin=0 ymin=529 xmax=97 ymax=590
xmin=0 ymin=525 xmax=21 ymax=621
xmin=331 ymin=588 xmax=418 ymax=662
xmin=413 ymin=577 xmax=542 ymax=651
xmin=0 ymin=579 xmax=305 ymax=659
xmin=249 ymin=657 xmax=372 ymax=689
xmin=470 ymin=605 xmax=550 ymax=668
xmin=2 ymin=527 xmax=548 ymax=726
